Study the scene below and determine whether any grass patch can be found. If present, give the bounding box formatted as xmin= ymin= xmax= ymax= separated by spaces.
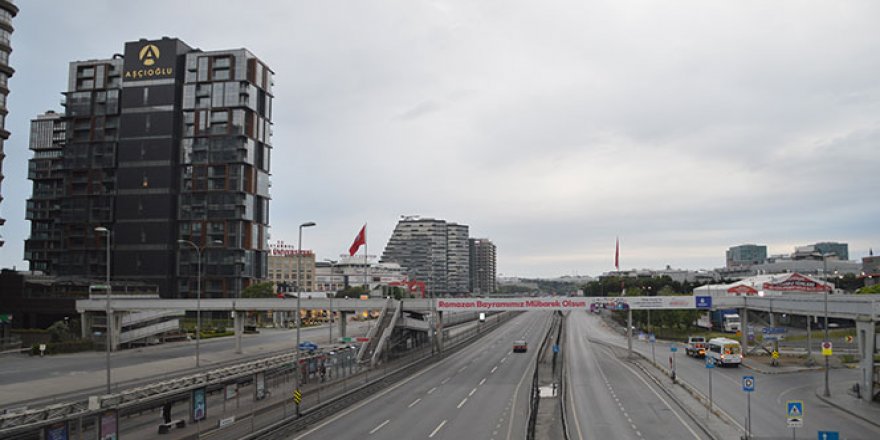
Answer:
xmin=783 ymin=328 xmax=855 ymax=342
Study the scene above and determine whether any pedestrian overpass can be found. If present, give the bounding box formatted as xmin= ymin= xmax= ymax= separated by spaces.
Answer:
xmin=76 ymin=294 xmax=880 ymax=402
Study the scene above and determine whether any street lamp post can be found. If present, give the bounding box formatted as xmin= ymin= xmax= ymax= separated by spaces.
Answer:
xmin=296 ymin=222 xmax=316 ymax=355
xmin=324 ymin=259 xmax=337 ymax=344
xmin=822 ymin=253 xmax=831 ymax=397
xmin=178 ymin=239 xmax=203 ymax=368
xmin=94 ymin=226 xmax=112 ymax=395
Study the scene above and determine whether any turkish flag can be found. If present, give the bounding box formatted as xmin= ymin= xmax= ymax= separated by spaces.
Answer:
xmin=349 ymin=225 xmax=366 ymax=256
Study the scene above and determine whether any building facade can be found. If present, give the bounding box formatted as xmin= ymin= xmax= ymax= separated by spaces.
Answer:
xmin=24 ymin=37 xmax=273 ymax=298
xmin=24 ymin=111 xmax=66 ymax=273
xmin=315 ymin=257 xmax=406 ymax=292
xmin=725 ymin=244 xmax=767 ymax=268
xmin=468 ymin=238 xmax=497 ymax=294
xmin=380 ymin=216 xmax=470 ymax=295
xmin=267 ymin=242 xmax=315 ymax=292
xmin=809 ymin=242 xmax=849 ymax=261
xmin=862 ymin=255 xmax=880 ymax=287
xmin=0 ymin=0 xmax=17 ymax=245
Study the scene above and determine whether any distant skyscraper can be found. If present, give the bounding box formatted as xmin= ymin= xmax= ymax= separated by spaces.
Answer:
xmin=811 ymin=242 xmax=849 ymax=261
xmin=24 ymin=37 xmax=273 ymax=298
xmin=726 ymin=244 xmax=767 ymax=268
xmin=380 ymin=216 xmax=470 ymax=295
xmin=0 ymin=0 xmax=17 ymax=246
xmin=469 ymin=238 xmax=497 ymax=294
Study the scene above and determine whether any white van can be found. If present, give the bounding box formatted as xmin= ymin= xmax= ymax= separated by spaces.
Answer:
xmin=706 ymin=337 xmax=742 ymax=367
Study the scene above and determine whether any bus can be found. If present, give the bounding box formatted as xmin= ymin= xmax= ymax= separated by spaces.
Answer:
xmin=706 ymin=337 xmax=742 ymax=367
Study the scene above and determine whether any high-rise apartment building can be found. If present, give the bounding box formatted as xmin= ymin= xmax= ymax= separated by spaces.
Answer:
xmin=0 ymin=0 xmax=17 ymax=245
xmin=24 ymin=111 xmax=66 ymax=273
xmin=725 ymin=244 xmax=767 ymax=268
xmin=469 ymin=238 xmax=497 ymax=294
xmin=380 ymin=216 xmax=470 ymax=295
xmin=24 ymin=37 xmax=273 ymax=298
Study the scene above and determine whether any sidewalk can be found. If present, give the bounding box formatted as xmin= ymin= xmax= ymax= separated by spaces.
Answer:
xmin=815 ymin=381 xmax=880 ymax=429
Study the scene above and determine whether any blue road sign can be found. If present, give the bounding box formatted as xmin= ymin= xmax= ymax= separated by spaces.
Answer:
xmin=649 ymin=334 xmax=656 ymax=343
xmin=695 ymin=296 xmax=712 ymax=309
xmin=762 ymin=327 xmax=787 ymax=335
xmin=552 ymin=344 xmax=559 ymax=353
xmin=817 ymin=432 xmax=839 ymax=440
xmin=742 ymin=375 xmax=755 ymax=392
xmin=670 ymin=345 xmax=678 ymax=352
xmin=706 ymin=358 xmax=714 ymax=369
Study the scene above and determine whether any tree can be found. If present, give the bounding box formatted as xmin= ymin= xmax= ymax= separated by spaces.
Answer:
xmin=337 ymin=285 xmax=369 ymax=298
xmin=856 ymin=283 xmax=880 ymax=294
xmin=242 ymin=282 xmax=276 ymax=298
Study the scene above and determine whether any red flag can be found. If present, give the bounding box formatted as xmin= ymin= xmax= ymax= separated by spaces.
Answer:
xmin=349 ymin=225 xmax=366 ymax=256
xmin=614 ymin=237 xmax=620 ymax=271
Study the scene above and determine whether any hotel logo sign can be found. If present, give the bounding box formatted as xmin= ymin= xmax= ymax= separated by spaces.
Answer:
xmin=124 ymin=40 xmax=176 ymax=81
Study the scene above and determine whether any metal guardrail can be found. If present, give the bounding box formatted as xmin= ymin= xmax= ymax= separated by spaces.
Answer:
xmin=714 ymin=294 xmax=880 ymax=321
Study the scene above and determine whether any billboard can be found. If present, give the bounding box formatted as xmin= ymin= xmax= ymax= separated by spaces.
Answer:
xmin=99 ymin=410 xmax=118 ymax=440
xmin=191 ymin=387 xmax=207 ymax=422
xmin=435 ymin=296 xmax=696 ymax=311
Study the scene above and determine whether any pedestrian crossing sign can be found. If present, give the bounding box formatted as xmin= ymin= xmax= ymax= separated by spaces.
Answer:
xmin=787 ymin=400 xmax=803 ymax=428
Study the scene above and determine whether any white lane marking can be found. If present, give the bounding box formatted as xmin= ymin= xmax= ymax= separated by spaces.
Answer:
xmin=408 ymin=398 xmax=421 ymax=408
xmin=457 ymin=397 xmax=468 ymax=408
xmin=501 ymin=356 xmax=508 ymax=363
xmin=429 ymin=420 xmax=447 ymax=438
xmin=607 ymin=348 xmax=702 ymax=440
xmin=428 ymin=387 xmax=437 ymax=394
xmin=369 ymin=419 xmax=390 ymax=434
xmin=469 ymin=387 xmax=477 ymax=396
xmin=490 ymin=366 xmax=498 ymax=373
xmin=459 ymin=366 xmax=467 ymax=373
xmin=441 ymin=377 xmax=450 ymax=384
xmin=479 ymin=378 xmax=487 ymax=386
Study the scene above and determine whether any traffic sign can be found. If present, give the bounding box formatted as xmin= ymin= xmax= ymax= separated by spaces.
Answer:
xmin=786 ymin=400 xmax=803 ymax=428
xmin=670 ymin=345 xmax=678 ymax=353
xmin=844 ymin=335 xmax=853 ymax=344
xmin=695 ymin=296 xmax=712 ymax=309
xmin=762 ymin=327 xmax=787 ymax=334
xmin=771 ymin=351 xmax=780 ymax=360
xmin=706 ymin=358 xmax=714 ymax=369
xmin=821 ymin=341 xmax=833 ymax=356
xmin=648 ymin=333 xmax=656 ymax=343
xmin=818 ymin=431 xmax=839 ymax=440
xmin=742 ymin=376 xmax=755 ymax=392
xmin=293 ymin=389 xmax=302 ymax=405
xmin=552 ymin=344 xmax=559 ymax=353
xmin=0 ymin=313 xmax=12 ymax=324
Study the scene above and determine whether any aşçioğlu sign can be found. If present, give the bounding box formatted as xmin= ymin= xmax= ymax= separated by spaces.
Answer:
xmin=123 ymin=40 xmax=176 ymax=81
xmin=436 ymin=296 xmax=697 ymax=312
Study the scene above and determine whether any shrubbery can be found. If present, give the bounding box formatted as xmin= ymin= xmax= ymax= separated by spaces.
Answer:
xmin=31 ymin=339 xmax=95 ymax=355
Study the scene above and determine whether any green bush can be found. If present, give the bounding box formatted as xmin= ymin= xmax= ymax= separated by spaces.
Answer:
xmin=31 ymin=339 xmax=96 ymax=355
xmin=12 ymin=328 xmax=50 ymax=334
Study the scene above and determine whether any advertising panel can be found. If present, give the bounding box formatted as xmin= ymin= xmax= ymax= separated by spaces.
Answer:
xmin=192 ymin=387 xmax=207 ymax=422
xmin=44 ymin=421 xmax=68 ymax=440
xmin=435 ymin=296 xmax=696 ymax=311
xmin=99 ymin=410 xmax=118 ymax=440
xmin=254 ymin=372 xmax=266 ymax=401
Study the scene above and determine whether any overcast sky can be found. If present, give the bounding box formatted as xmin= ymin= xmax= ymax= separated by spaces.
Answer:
xmin=1 ymin=1 xmax=878 ymax=277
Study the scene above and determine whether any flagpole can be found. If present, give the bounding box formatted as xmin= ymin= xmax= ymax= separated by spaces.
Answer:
xmin=364 ymin=223 xmax=369 ymax=293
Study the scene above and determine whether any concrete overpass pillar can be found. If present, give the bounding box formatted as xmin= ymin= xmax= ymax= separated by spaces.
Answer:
xmin=109 ymin=312 xmax=121 ymax=351
xmin=80 ymin=312 xmax=91 ymax=339
xmin=627 ymin=309 xmax=633 ymax=358
xmin=740 ymin=307 xmax=749 ymax=351
xmin=856 ymin=319 xmax=876 ymax=402
xmin=233 ymin=311 xmax=244 ymax=354
xmin=338 ymin=311 xmax=348 ymax=338
xmin=436 ymin=311 xmax=444 ymax=353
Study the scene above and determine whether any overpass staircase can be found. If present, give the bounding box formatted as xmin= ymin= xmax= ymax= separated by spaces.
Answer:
xmin=357 ymin=298 xmax=401 ymax=366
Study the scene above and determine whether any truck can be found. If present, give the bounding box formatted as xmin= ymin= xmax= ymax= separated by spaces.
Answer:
xmin=697 ymin=309 xmax=741 ymax=333
xmin=685 ymin=336 xmax=707 ymax=358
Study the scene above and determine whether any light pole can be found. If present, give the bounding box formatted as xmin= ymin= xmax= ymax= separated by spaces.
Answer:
xmin=821 ymin=253 xmax=831 ymax=397
xmin=178 ymin=239 xmax=203 ymax=368
xmin=296 ymin=222 xmax=316 ymax=353
xmin=324 ymin=259 xmax=337 ymax=344
xmin=94 ymin=226 xmax=112 ymax=395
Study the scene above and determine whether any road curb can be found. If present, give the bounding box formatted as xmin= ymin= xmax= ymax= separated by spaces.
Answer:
xmin=814 ymin=387 xmax=880 ymax=429
xmin=740 ymin=360 xmax=822 ymax=375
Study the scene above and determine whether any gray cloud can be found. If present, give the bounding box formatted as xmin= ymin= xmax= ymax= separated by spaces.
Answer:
xmin=1 ymin=1 xmax=878 ymax=278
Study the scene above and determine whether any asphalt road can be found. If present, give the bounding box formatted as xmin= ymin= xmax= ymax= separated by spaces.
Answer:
xmin=0 ymin=320 xmax=371 ymax=408
xmin=290 ymin=311 xmax=552 ymax=440
xmin=585 ymin=311 xmax=879 ymax=439
xmin=566 ymin=311 xmax=703 ymax=440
